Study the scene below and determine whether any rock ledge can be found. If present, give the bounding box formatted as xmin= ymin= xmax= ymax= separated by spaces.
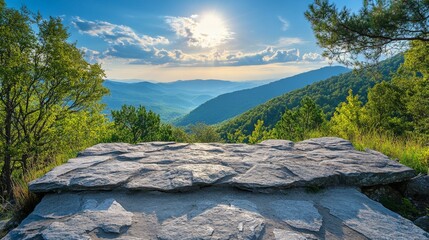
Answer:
xmin=6 ymin=137 xmax=428 ymax=240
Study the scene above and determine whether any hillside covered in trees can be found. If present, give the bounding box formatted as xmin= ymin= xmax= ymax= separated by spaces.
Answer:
xmin=176 ymin=66 xmax=349 ymax=126
xmin=103 ymin=79 xmax=264 ymax=122
xmin=218 ymin=55 xmax=403 ymax=137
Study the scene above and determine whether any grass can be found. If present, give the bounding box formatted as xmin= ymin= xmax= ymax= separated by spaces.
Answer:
xmin=308 ymin=130 xmax=429 ymax=174
xmin=0 ymin=151 xmax=80 ymax=237
xmin=352 ymin=133 xmax=429 ymax=174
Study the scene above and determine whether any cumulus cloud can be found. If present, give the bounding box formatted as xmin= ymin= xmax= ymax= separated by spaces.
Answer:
xmin=223 ymin=47 xmax=299 ymax=66
xmin=126 ymin=46 xmax=301 ymax=66
xmin=73 ymin=17 xmax=169 ymax=47
xmin=73 ymin=17 xmax=324 ymax=67
xmin=165 ymin=14 xmax=233 ymax=48
xmin=302 ymin=52 xmax=326 ymax=62
xmin=278 ymin=16 xmax=289 ymax=31
xmin=73 ymin=17 xmax=172 ymax=63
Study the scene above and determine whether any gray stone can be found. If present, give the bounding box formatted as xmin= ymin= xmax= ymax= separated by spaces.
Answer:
xmin=29 ymin=137 xmax=415 ymax=193
xmin=270 ymin=200 xmax=322 ymax=232
xmin=7 ymin=138 xmax=428 ymax=239
xmin=406 ymin=174 xmax=429 ymax=197
xmin=157 ymin=205 xmax=265 ymax=240
xmin=125 ymin=164 xmax=236 ymax=191
xmin=6 ymin=198 xmax=133 ymax=240
xmin=320 ymin=188 xmax=429 ymax=240
xmin=414 ymin=216 xmax=429 ymax=232
xmin=273 ymin=228 xmax=318 ymax=240
xmin=5 ymin=187 xmax=429 ymax=239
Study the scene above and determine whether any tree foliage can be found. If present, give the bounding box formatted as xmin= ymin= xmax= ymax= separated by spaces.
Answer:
xmin=111 ymin=105 xmax=176 ymax=143
xmin=188 ymin=123 xmax=222 ymax=143
xmin=305 ymin=0 xmax=429 ymax=66
xmin=218 ymin=55 xmax=402 ymax=140
xmin=248 ymin=120 xmax=271 ymax=144
xmin=329 ymin=90 xmax=364 ymax=139
xmin=275 ymin=97 xmax=325 ymax=141
xmin=0 ymin=3 xmax=108 ymax=198
xmin=395 ymin=41 xmax=429 ymax=136
xmin=364 ymin=81 xmax=408 ymax=134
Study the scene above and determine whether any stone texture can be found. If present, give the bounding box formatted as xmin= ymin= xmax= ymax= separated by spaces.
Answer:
xmin=270 ymin=200 xmax=322 ymax=232
xmin=29 ymin=137 xmax=415 ymax=193
xmin=406 ymin=174 xmax=429 ymax=197
xmin=273 ymin=228 xmax=318 ymax=240
xmin=6 ymin=138 xmax=428 ymax=239
xmin=320 ymin=188 xmax=428 ymax=240
xmin=7 ymin=197 xmax=133 ymax=240
xmin=5 ymin=187 xmax=428 ymax=240
xmin=415 ymin=216 xmax=429 ymax=232
xmin=157 ymin=204 xmax=265 ymax=240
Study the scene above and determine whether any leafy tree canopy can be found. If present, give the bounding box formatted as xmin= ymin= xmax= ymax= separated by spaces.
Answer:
xmin=305 ymin=0 xmax=429 ymax=66
xmin=275 ymin=97 xmax=325 ymax=141
xmin=111 ymin=105 xmax=175 ymax=143
xmin=0 ymin=1 xmax=108 ymax=198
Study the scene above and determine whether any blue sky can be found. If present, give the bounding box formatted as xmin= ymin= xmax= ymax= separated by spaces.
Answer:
xmin=6 ymin=0 xmax=361 ymax=82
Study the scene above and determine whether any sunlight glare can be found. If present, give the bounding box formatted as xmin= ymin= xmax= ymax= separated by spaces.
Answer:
xmin=195 ymin=12 xmax=231 ymax=48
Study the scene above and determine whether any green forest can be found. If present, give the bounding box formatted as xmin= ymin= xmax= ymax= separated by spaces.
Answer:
xmin=0 ymin=0 xmax=428 ymax=235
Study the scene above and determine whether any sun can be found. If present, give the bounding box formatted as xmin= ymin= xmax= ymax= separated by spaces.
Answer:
xmin=194 ymin=13 xmax=231 ymax=48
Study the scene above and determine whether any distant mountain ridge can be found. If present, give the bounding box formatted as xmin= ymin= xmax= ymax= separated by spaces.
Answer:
xmin=102 ymin=79 xmax=266 ymax=122
xmin=175 ymin=66 xmax=350 ymax=126
xmin=218 ymin=55 xmax=404 ymax=138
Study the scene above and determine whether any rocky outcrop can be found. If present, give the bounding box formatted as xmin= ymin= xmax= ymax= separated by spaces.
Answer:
xmin=5 ymin=137 xmax=429 ymax=239
xmin=29 ymin=138 xmax=415 ymax=193
xmin=406 ymin=174 xmax=429 ymax=197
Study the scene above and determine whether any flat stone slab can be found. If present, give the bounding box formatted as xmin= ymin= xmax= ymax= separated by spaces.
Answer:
xmin=29 ymin=138 xmax=415 ymax=193
xmin=5 ymin=187 xmax=428 ymax=239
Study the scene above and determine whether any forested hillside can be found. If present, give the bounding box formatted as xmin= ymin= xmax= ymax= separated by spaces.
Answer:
xmin=218 ymin=55 xmax=403 ymax=138
xmin=176 ymin=66 xmax=349 ymax=126
xmin=103 ymin=79 xmax=264 ymax=121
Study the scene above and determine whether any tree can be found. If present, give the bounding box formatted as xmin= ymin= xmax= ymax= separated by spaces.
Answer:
xmin=170 ymin=127 xmax=192 ymax=143
xmin=188 ymin=123 xmax=222 ymax=143
xmin=226 ymin=129 xmax=248 ymax=143
xmin=305 ymin=0 xmax=429 ymax=66
xmin=330 ymin=90 xmax=364 ymax=139
xmin=393 ymin=41 xmax=429 ymax=137
xmin=248 ymin=120 xmax=270 ymax=144
xmin=0 ymin=3 xmax=108 ymax=198
xmin=364 ymin=81 xmax=408 ymax=134
xmin=275 ymin=97 xmax=325 ymax=141
xmin=111 ymin=105 xmax=171 ymax=143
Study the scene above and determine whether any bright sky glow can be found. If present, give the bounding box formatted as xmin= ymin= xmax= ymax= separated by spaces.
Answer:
xmin=6 ymin=0 xmax=362 ymax=82
xmin=193 ymin=13 xmax=231 ymax=48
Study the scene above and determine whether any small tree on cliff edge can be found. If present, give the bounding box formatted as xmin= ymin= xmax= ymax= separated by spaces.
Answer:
xmin=0 ymin=1 xmax=108 ymax=199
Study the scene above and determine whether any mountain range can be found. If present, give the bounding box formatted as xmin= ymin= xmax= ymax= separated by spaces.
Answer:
xmin=102 ymin=79 xmax=266 ymax=121
xmin=175 ymin=66 xmax=350 ymax=126
xmin=218 ymin=55 xmax=404 ymax=138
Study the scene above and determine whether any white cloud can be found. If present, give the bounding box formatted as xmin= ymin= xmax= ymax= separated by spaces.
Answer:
xmin=73 ymin=17 xmax=171 ymax=63
xmin=302 ymin=52 xmax=326 ymax=62
xmin=165 ymin=14 xmax=233 ymax=48
xmin=276 ymin=37 xmax=304 ymax=47
xmin=226 ymin=47 xmax=299 ymax=66
xmin=73 ymin=17 xmax=169 ymax=47
xmin=80 ymin=47 xmax=100 ymax=63
xmin=278 ymin=16 xmax=289 ymax=31
xmin=73 ymin=17 xmax=325 ymax=67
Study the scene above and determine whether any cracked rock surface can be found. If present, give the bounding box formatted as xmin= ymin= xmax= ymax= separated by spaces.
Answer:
xmin=5 ymin=137 xmax=429 ymax=239
xmin=29 ymin=138 xmax=415 ymax=192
